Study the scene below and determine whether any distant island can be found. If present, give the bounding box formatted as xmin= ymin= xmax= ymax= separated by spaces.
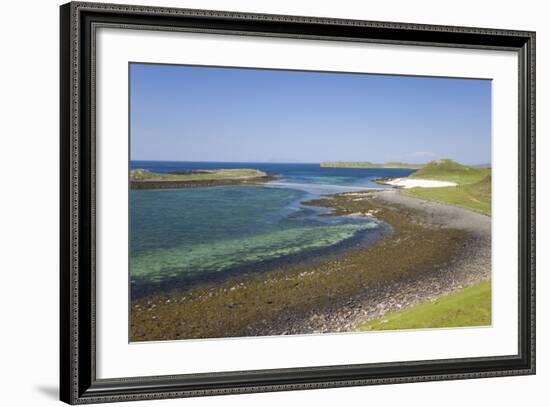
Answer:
xmin=130 ymin=168 xmax=275 ymax=190
xmin=320 ymin=161 xmax=424 ymax=169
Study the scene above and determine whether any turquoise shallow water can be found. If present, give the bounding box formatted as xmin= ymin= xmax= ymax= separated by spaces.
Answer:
xmin=130 ymin=162 xmax=415 ymax=295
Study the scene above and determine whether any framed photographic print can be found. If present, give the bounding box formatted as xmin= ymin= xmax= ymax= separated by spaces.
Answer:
xmin=60 ymin=1 xmax=536 ymax=404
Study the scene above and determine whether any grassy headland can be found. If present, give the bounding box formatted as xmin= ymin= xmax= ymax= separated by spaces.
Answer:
xmin=320 ymin=161 xmax=423 ymax=169
xmin=405 ymin=174 xmax=491 ymax=215
xmin=402 ymin=159 xmax=492 ymax=215
xmin=409 ymin=159 xmax=490 ymax=184
xmin=130 ymin=168 xmax=274 ymax=189
xmin=357 ymin=279 xmax=491 ymax=331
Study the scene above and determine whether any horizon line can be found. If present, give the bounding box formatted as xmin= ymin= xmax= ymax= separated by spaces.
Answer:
xmin=130 ymin=159 xmax=491 ymax=166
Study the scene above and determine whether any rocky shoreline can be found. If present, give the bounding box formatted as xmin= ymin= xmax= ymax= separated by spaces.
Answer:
xmin=130 ymin=189 xmax=491 ymax=341
xmin=245 ymin=190 xmax=491 ymax=335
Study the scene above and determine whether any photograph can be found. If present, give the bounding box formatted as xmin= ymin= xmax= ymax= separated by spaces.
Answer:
xmin=129 ymin=63 xmax=493 ymax=342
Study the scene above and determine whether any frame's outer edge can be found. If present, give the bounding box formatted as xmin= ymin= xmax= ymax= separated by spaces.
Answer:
xmin=60 ymin=1 xmax=536 ymax=405
xmin=60 ymin=2 xmax=75 ymax=404
xmin=516 ymin=31 xmax=536 ymax=378
xmin=527 ymin=31 xmax=536 ymax=375
xmin=61 ymin=1 xmax=94 ymax=404
xmin=70 ymin=0 xmax=535 ymax=39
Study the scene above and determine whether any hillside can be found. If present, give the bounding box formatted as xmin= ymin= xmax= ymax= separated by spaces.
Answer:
xmin=320 ymin=161 xmax=423 ymax=169
xmin=409 ymin=159 xmax=489 ymax=184
xmin=404 ymin=174 xmax=491 ymax=215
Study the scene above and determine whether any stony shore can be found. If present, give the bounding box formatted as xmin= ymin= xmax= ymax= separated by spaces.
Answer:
xmin=130 ymin=189 xmax=491 ymax=341
xmin=248 ymin=190 xmax=491 ymax=335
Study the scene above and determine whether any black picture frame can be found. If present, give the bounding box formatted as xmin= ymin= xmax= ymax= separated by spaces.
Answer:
xmin=60 ymin=2 xmax=536 ymax=404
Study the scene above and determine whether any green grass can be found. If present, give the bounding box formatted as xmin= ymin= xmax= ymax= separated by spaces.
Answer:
xmin=402 ymin=159 xmax=491 ymax=215
xmin=357 ymin=280 xmax=491 ymax=331
xmin=404 ymin=174 xmax=492 ymax=215
xmin=130 ymin=168 xmax=267 ymax=182
xmin=409 ymin=159 xmax=490 ymax=184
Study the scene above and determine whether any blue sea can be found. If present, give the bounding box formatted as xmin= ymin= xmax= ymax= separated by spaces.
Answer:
xmin=130 ymin=161 xmax=415 ymax=296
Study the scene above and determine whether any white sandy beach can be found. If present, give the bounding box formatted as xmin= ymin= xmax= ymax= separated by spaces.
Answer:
xmin=384 ymin=178 xmax=457 ymax=188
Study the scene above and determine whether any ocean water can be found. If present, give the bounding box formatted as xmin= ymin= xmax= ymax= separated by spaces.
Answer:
xmin=130 ymin=162 xmax=415 ymax=295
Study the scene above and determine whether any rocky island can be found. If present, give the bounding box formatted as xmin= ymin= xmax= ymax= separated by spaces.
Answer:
xmin=130 ymin=168 xmax=275 ymax=189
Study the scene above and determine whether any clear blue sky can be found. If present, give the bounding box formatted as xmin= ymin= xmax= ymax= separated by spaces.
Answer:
xmin=130 ymin=63 xmax=491 ymax=165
